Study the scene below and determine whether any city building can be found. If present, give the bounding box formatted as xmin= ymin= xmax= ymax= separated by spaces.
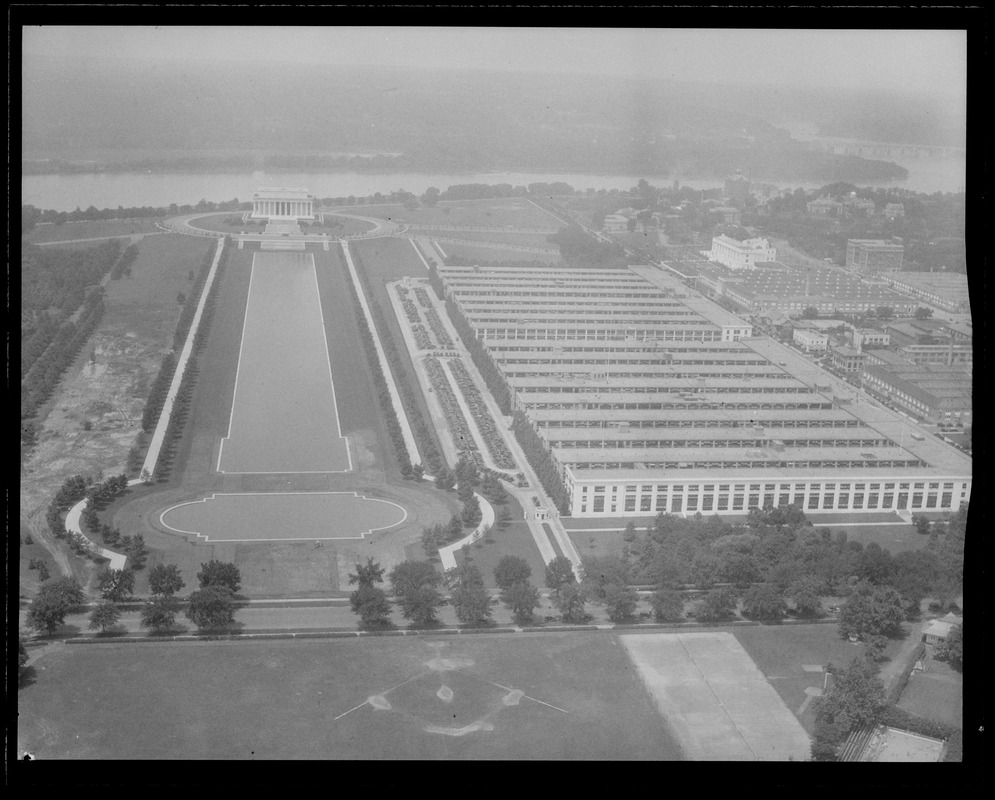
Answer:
xmin=830 ymin=346 xmax=866 ymax=373
xmin=899 ymin=344 xmax=972 ymax=367
xmin=707 ymin=236 xmax=776 ymax=270
xmin=860 ymin=363 xmax=972 ymax=425
xmin=883 ymin=272 xmax=971 ymax=314
xmin=853 ymin=329 xmax=891 ymax=351
xmin=718 ymin=266 xmax=917 ymax=318
xmin=846 ymin=239 xmax=905 ymax=274
xmin=793 ymin=328 xmax=828 ymax=351
xmin=250 ymin=187 xmax=316 ymax=220
xmin=923 ymin=613 xmax=962 ymax=646
xmin=603 ymin=213 xmax=631 ymax=233
xmin=435 ymin=263 xmax=971 ymax=519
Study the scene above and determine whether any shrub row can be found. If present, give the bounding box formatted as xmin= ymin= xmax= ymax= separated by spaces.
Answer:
xmin=21 ymin=289 xmax=106 ymax=420
xmin=349 ymin=248 xmax=444 ymax=474
xmin=172 ymin=242 xmax=218 ymax=351
xmin=150 ymin=242 xmax=228 ymax=480
xmin=444 ymin=292 xmax=513 ymax=414
xmin=109 ymin=243 xmax=139 ymax=280
xmin=424 ymin=357 xmax=478 ymax=459
xmin=141 ymin=352 xmax=177 ymax=433
xmin=876 ymin=705 xmax=957 ymax=743
xmin=447 ymin=359 xmax=517 ymax=469
xmin=423 ymin=304 xmax=454 ymax=348
xmin=343 ymin=254 xmax=413 ymax=475
xmin=511 ymin=410 xmax=571 ymax=514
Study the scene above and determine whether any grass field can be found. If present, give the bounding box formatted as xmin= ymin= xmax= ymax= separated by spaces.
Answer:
xmin=452 ymin=498 xmax=549 ymax=590
xmin=732 ymin=623 xmax=903 ymax=733
xmin=427 ymin=230 xmax=556 ymax=248
xmin=896 ymin=655 xmax=962 ymax=729
xmin=17 ymin=633 xmax=681 ymax=760
xmin=25 ymin=218 xmax=161 ymax=243
xmin=390 ymin=198 xmax=564 ymax=230
xmin=441 ymin=243 xmax=561 ymax=264
xmin=160 ymin=492 xmax=406 ymax=542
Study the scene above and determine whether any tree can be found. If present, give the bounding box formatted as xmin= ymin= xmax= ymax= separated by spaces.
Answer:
xmin=863 ymin=634 xmax=889 ymax=664
xmin=390 ymin=560 xmax=445 ymax=628
xmin=545 ymin=555 xmax=576 ymax=595
xmin=603 ymin=583 xmax=639 ymax=623
xmin=494 ymin=555 xmax=532 ymax=591
xmin=789 ymin=576 xmax=824 ymax=617
xmin=27 ymin=583 xmax=81 ymax=635
xmin=838 ymin=583 xmax=906 ymax=641
xmin=876 ymin=306 xmax=895 ymax=320
xmin=911 ymin=513 xmax=932 ymax=536
xmin=802 ymin=306 xmax=819 ymax=319
xmin=421 ymin=187 xmax=441 ymax=207
xmin=197 ymin=560 xmax=241 ymax=593
xmin=553 ymin=582 xmax=588 ymax=623
xmin=348 ymin=557 xmax=386 ymax=590
xmin=88 ymin=600 xmax=121 ymax=633
xmin=649 ymin=588 xmax=685 ymax=622
xmin=125 ymin=533 xmax=148 ymax=569
xmin=913 ymin=306 xmax=933 ymax=320
xmin=460 ymin=493 xmax=482 ymax=528
xmin=691 ymin=587 xmax=737 ymax=622
xmin=140 ymin=595 xmax=180 ymax=634
xmin=98 ymin=568 xmax=135 ymax=602
xmin=349 ymin=584 xmax=393 ymax=630
xmin=186 ymin=585 xmax=237 ymax=631
xmin=581 ymin=554 xmax=630 ymax=601
xmin=935 ymin=623 xmax=962 ymax=671
xmin=501 ymin=581 xmax=542 ymax=625
xmin=815 ymin=657 xmax=885 ymax=732
xmin=448 ymin=563 xmax=494 ymax=626
xmin=741 ymin=583 xmax=787 ymax=621
xmin=148 ymin=563 xmax=185 ymax=597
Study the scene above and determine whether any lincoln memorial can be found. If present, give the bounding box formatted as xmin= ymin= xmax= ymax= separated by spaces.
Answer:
xmin=251 ymin=187 xmax=317 ymax=220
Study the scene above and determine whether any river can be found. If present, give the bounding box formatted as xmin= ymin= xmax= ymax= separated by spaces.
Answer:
xmin=21 ymin=161 xmax=967 ymax=212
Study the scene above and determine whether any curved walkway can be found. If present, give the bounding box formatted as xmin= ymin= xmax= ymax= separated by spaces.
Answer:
xmin=437 ymin=491 xmax=496 ymax=572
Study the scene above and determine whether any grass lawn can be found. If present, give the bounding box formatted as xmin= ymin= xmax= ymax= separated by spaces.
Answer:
xmin=453 ymin=498 xmax=549 ymax=590
xmin=25 ymin=218 xmax=161 ymax=243
xmin=897 ymin=655 xmax=963 ymax=729
xmin=391 ymin=198 xmax=563 ymax=229
xmin=441 ymin=243 xmax=560 ymax=264
xmin=17 ymin=633 xmax=681 ymax=760
xmin=732 ymin=623 xmax=906 ymax=733
xmin=430 ymin=230 xmax=556 ymax=248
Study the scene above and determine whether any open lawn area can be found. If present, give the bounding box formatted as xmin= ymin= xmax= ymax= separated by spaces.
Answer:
xmin=897 ymin=653 xmax=963 ymax=729
xmin=17 ymin=632 xmax=680 ymax=760
xmin=732 ymin=623 xmax=909 ymax=733
xmin=25 ymin=218 xmax=161 ymax=243
xmin=391 ymin=198 xmax=564 ymax=229
xmin=441 ymin=243 xmax=561 ymax=264
xmin=452 ymin=498 xmax=548 ymax=590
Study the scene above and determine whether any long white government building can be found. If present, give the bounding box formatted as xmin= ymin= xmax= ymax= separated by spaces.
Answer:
xmin=251 ymin=187 xmax=317 ymax=220
xmin=436 ymin=263 xmax=972 ymax=518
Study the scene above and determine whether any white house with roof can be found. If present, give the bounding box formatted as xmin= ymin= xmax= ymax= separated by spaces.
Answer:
xmin=923 ymin=612 xmax=962 ymax=646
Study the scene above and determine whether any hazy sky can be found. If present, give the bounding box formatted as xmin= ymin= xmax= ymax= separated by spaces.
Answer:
xmin=22 ymin=26 xmax=967 ymax=97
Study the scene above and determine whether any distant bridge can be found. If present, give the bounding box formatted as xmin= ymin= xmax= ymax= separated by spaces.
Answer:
xmin=807 ymin=138 xmax=965 ymax=160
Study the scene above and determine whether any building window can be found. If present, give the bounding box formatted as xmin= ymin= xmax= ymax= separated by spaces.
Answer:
xmin=838 ymin=494 xmax=849 ymax=509
xmin=593 ymin=497 xmax=605 ymax=512
xmin=941 ymin=492 xmax=953 ymax=508
xmin=926 ymin=494 xmax=937 ymax=509
xmin=733 ymin=495 xmax=744 ymax=510
xmin=717 ymin=495 xmax=729 ymax=510
xmin=641 ymin=495 xmax=653 ymax=512
xmin=868 ymin=494 xmax=879 ymax=509
xmin=748 ymin=495 xmax=760 ymax=509
xmin=686 ymin=496 xmax=699 ymax=511
xmin=853 ymin=493 xmax=864 ymax=509
xmin=702 ymin=496 xmax=714 ymax=511
xmin=671 ymin=497 xmax=683 ymax=513
xmin=912 ymin=493 xmax=924 ymax=507
xmin=779 ymin=493 xmax=790 ymax=507
xmin=883 ymin=493 xmax=894 ymax=508
xmin=808 ymin=495 xmax=820 ymax=509
xmin=794 ymin=494 xmax=805 ymax=507
xmin=625 ymin=497 xmax=637 ymax=512
xmin=823 ymin=495 xmax=834 ymax=509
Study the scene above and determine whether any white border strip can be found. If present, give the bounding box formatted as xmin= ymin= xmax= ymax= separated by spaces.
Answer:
xmin=339 ymin=240 xmax=421 ymax=465
xmin=142 ymin=237 xmax=226 ymax=480
xmin=159 ymin=491 xmax=408 ymax=542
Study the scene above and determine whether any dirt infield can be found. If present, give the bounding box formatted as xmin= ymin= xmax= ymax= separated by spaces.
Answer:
xmin=17 ymin=632 xmax=680 ymax=760
xmin=621 ymin=632 xmax=811 ymax=761
xmin=218 ymin=252 xmax=351 ymax=474
xmin=160 ymin=491 xmax=406 ymax=541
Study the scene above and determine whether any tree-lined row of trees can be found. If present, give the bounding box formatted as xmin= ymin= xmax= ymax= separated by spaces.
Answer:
xmin=109 ymin=243 xmax=139 ymax=280
xmin=443 ymin=293 xmax=513 ymax=415
xmin=21 ymin=288 xmax=106 ymax=421
xmin=510 ymin=410 xmax=571 ymax=514
xmin=141 ymin=352 xmax=177 ymax=432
